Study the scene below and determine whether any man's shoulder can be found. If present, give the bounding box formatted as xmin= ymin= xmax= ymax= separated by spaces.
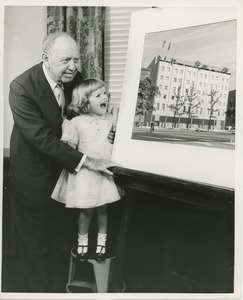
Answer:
xmin=11 ymin=63 xmax=43 ymax=86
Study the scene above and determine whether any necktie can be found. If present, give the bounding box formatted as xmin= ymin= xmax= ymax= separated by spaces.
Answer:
xmin=54 ymin=84 xmax=66 ymax=118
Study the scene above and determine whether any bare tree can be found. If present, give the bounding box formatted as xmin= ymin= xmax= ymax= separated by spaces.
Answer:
xmin=184 ymin=83 xmax=200 ymax=129
xmin=207 ymin=88 xmax=220 ymax=130
xmin=167 ymin=84 xmax=185 ymax=128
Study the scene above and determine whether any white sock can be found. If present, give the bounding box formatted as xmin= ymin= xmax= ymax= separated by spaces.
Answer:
xmin=78 ymin=233 xmax=88 ymax=254
xmin=96 ymin=233 xmax=107 ymax=254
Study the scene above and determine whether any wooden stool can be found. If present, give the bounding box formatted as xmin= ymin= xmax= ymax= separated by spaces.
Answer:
xmin=66 ymin=247 xmax=115 ymax=293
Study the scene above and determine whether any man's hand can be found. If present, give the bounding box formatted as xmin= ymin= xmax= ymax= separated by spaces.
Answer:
xmin=83 ymin=156 xmax=119 ymax=175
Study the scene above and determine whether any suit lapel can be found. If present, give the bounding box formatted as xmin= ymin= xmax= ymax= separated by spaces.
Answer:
xmin=34 ymin=64 xmax=63 ymax=134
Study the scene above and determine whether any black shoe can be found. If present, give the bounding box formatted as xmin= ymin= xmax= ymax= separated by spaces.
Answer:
xmin=95 ymin=245 xmax=106 ymax=262
xmin=73 ymin=245 xmax=88 ymax=262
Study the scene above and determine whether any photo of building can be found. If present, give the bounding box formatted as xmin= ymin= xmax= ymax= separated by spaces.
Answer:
xmin=145 ymin=55 xmax=231 ymax=130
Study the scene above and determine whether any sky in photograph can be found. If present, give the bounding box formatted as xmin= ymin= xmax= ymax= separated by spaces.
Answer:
xmin=142 ymin=20 xmax=236 ymax=91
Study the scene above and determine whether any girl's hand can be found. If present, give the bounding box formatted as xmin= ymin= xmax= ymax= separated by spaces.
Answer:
xmin=107 ymin=130 xmax=115 ymax=144
xmin=107 ymin=106 xmax=119 ymax=144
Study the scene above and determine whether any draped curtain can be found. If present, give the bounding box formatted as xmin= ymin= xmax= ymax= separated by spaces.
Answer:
xmin=47 ymin=6 xmax=105 ymax=80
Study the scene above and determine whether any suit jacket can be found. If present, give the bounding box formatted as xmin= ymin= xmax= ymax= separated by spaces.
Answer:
xmin=9 ymin=63 xmax=83 ymax=209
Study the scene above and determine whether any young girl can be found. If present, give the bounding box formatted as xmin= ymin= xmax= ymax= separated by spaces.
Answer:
xmin=51 ymin=78 xmax=121 ymax=262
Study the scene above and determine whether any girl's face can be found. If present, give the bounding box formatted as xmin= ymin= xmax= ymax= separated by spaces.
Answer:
xmin=89 ymin=86 xmax=109 ymax=116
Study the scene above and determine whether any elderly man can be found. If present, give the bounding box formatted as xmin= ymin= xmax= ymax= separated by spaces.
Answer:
xmin=9 ymin=32 xmax=116 ymax=292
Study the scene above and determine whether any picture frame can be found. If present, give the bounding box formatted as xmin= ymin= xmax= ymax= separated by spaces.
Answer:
xmin=112 ymin=6 xmax=241 ymax=189
xmin=0 ymin=1 xmax=242 ymax=300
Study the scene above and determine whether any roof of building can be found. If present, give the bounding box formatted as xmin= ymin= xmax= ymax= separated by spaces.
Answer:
xmin=156 ymin=55 xmax=231 ymax=75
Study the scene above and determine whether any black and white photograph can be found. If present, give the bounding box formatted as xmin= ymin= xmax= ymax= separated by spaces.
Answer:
xmin=132 ymin=21 xmax=236 ymax=151
xmin=0 ymin=1 xmax=242 ymax=300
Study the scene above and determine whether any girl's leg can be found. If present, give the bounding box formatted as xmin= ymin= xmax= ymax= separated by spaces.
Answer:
xmin=77 ymin=208 xmax=94 ymax=257
xmin=78 ymin=208 xmax=95 ymax=235
xmin=95 ymin=204 xmax=108 ymax=260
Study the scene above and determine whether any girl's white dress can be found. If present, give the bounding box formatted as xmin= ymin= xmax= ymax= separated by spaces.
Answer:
xmin=51 ymin=113 xmax=120 ymax=208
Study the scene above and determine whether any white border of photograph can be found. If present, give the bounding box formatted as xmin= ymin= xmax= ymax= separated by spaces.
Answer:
xmin=0 ymin=1 xmax=242 ymax=300
xmin=112 ymin=6 xmax=240 ymax=190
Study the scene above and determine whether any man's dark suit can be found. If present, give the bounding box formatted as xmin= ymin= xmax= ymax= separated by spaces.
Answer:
xmin=9 ymin=62 xmax=83 ymax=292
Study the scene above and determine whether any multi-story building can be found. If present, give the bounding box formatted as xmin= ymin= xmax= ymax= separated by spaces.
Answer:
xmin=144 ymin=56 xmax=231 ymax=130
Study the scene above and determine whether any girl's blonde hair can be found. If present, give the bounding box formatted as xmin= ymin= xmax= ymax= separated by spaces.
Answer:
xmin=68 ymin=78 xmax=105 ymax=117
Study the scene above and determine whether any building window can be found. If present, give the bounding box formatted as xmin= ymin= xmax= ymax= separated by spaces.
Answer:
xmin=167 ymin=67 xmax=170 ymax=72
xmin=160 ymin=75 xmax=164 ymax=80
xmin=187 ymin=80 xmax=190 ymax=84
xmin=175 ymin=68 xmax=178 ymax=73
xmin=162 ymin=104 xmax=165 ymax=110
xmin=204 ymin=82 xmax=206 ymax=87
xmin=202 ymin=91 xmax=205 ymax=95
xmin=156 ymin=103 xmax=160 ymax=110
xmin=179 ymin=78 xmax=182 ymax=83
xmin=200 ymin=73 xmax=203 ymax=78
xmin=180 ymin=70 xmax=183 ymax=74
xmin=186 ymin=88 xmax=188 ymax=93
xmin=162 ymin=66 xmax=165 ymax=71
xmin=200 ymin=108 xmax=203 ymax=114
xmin=193 ymin=72 xmax=196 ymax=76
xmin=222 ymin=78 xmax=225 ymax=82
xmin=159 ymin=85 xmax=162 ymax=89
xmin=174 ymin=78 xmax=177 ymax=82
xmin=199 ymin=82 xmax=202 ymax=86
xmin=216 ymin=76 xmax=218 ymax=80
xmin=163 ymin=94 xmax=166 ymax=99
xmin=166 ymin=76 xmax=169 ymax=81
xmin=172 ymin=95 xmax=174 ymax=100
xmin=188 ymin=71 xmax=191 ymax=76
xmin=226 ymin=78 xmax=228 ymax=82
xmin=212 ymin=75 xmax=214 ymax=80
xmin=204 ymin=74 xmax=207 ymax=79
xmin=165 ymin=85 xmax=168 ymax=90
xmin=201 ymin=99 xmax=204 ymax=103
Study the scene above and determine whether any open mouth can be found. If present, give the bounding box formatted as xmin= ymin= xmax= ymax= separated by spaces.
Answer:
xmin=100 ymin=102 xmax=108 ymax=109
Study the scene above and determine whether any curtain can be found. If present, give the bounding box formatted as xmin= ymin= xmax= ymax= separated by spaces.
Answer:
xmin=47 ymin=6 xmax=105 ymax=79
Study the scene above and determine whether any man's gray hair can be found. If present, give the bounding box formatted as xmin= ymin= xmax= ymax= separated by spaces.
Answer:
xmin=42 ymin=32 xmax=76 ymax=54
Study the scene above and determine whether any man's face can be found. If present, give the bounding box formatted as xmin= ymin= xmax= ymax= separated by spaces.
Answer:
xmin=43 ymin=36 xmax=80 ymax=83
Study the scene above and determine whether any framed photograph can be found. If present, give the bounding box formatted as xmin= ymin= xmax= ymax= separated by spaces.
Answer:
xmin=112 ymin=6 xmax=241 ymax=189
xmin=1 ymin=1 xmax=242 ymax=300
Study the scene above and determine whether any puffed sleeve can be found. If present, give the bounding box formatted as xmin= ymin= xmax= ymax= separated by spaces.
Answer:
xmin=61 ymin=119 xmax=79 ymax=146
